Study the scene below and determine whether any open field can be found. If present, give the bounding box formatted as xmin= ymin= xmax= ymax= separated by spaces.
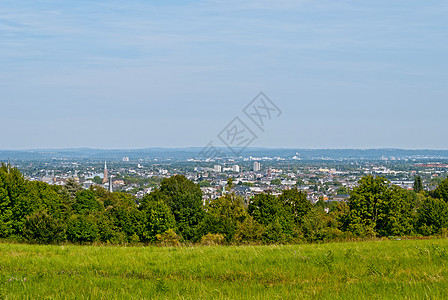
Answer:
xmin=1 ymin=239 xmax=448 ymax=299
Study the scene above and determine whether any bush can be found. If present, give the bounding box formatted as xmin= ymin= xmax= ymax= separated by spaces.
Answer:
xmin=95 ymin=213 xmax=127 ymax=244
xmin=319 ymin=227 xmax=345 ymax=242
xmin=156 ymin=229 xmax=181 ymax=247
xmin=417 ymin=197 xmax=448 ymax=235
xmin=73 ymin=190 xmax=103 ymax=214
xmin=66 ymin=214 xmax=99 ymax=243
xmin=262 ymin=219 xmax=286 ymax=244
xmin=200 ymin=233 xmax=225 ymax=246
xmin=440 ymin=227 xmax=448 ymax=238
xmin=142 ymin=201 xmax=176 ymax=242
xmin=233 ymin=216 xmax=264 ymax=244
xmin=23 ymin=211 xmax=65 ymax=244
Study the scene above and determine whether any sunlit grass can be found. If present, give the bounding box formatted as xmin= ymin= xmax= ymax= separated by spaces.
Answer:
xmin=1 ymin=239 xmax=448 ymax=299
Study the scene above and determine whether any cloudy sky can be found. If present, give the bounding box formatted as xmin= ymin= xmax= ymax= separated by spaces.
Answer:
xmin=1 ymin=0 xmax=447 ymax=149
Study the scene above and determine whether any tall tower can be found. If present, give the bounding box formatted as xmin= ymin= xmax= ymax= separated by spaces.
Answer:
xmin=102 ymin=161 xmax=108 ymax=184
xmin=109 ymin=175 xmax=113 ymax=193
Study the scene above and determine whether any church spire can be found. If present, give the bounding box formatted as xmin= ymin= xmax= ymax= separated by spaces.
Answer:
xmin=102 ymin=161 xmax=108 ymax=184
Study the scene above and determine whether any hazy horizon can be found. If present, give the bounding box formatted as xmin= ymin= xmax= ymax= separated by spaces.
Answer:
xmin=2 ymin=146 xmax=448 ymax=151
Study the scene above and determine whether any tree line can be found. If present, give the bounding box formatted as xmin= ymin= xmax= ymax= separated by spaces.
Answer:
xmin=1 ymin=163 xmax=448 ymax=245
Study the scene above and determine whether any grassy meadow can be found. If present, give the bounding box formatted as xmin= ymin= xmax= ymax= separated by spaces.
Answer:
xmin=1 ymin=239 xmax=448 ymax=299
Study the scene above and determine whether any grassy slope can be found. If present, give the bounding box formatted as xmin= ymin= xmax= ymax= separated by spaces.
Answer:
xmin=1 ymin=239 xmax=448 ymax=299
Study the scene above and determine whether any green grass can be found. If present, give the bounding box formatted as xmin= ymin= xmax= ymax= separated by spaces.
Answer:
xmin=1 ymin=239 xmax=448 ymax=299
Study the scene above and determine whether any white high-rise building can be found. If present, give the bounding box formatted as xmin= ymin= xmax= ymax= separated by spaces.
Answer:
xmin=122 ymin=156 xmax=130 ymax=162
xmin=232 ymin=165 xmax=240 ymax=172
xmin=253 ymin=161 xmax=261 ymax=172
xmin=214 ymin=165 xmax=222 ymax=172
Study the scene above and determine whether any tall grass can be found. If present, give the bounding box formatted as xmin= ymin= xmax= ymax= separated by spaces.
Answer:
xmin=1 ymin=239 xmax=448 ymax=299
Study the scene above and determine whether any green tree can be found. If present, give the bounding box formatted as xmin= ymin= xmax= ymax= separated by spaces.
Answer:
xmin=64 ymin=178 xmax=82 ymax=200
xmin=92 ymin=176 xmax=103 ymax=185
xmin=198 ymin=180 xmax=211 ymax=187
xmin=140 ymin=189 xmax=169 ymax=210
xmin=26 ymin=181 xmax=65 ymax=217
xmin=66 ymin=214 xmax=99 ymax=243
xmin=429 ymin=176 xmax=443 ymax=190
xmin=413 ymin=176 xmax=423 ymax=193
xmin=0 ymin=164 xmax=28 ymax=235
xmin=103 ymin=192 xmax=142 ymax=242
xmin=417 ymin=196 xmax=448 ymax=235
xmin=278 ymin=189 xmax=311 ymax=225
xmin=158 ymin=175 xmax=204 ymax=241
xmin=336 ymin=186 xmax=349 ymax=195
xmin=0 ymin=164 xmax=13 ymax=237
xmin=0 ymin=182 xmax=13 ymax=237
xmin=248 ymin=193 xmax=300 ymax=243
xmin=434 ymin=177 xmax=448 ymax=202
xmin=0 ymin=164 xmax=68 ymax=238
xmin=375 ymin=187 xmax=416 ymax=236
xmin=302 ymin=207 xmax=337 ymax=242
xmin=345 ymin=175 xmax=389 ymax=237
xmin=95 ymin=212 xmax=126 ymax=244
xmin=226 ymin=178 xmax=234 ymax=191
xmin=142 ymin=200 xmax=176 ymax=242
xmin=198 ymin=193 xmax=248 ymax=242
xmin=233 ymin=215 xmax=264 ymax=243
xmin=345 ymin=175 xmax=416 ymax=237
xmin=270 ymin=178 xmax=282 ymax=186
xmin=73 ymin=190 xmax=103 ymax=214
xmin=23 ymin=211 xmax=66 ymax=244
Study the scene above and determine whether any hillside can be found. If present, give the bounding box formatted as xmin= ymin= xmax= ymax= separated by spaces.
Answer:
xmin=1 ymin=239 xmax=448 ymax=299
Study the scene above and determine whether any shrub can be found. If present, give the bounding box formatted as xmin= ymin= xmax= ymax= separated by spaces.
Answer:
xmin=66 ymin=214 xmax=99 ymax=243
xmin=200 ymin=233 xmax=225 ymax=246
xmin=73 ymin=190 xmax=103 ymax=214
xmin=417 ymin=197 xmax=448 ymax=235
xmin=233 ymin=216 xmax=264 ymax=244
xmin=95 ymin=213 xmax=127 ymax=244
xmin=262 ymin=219 xmax=287 ymax=244
xmin=23 ymin=211 xmax=65 ymax=244
xmin=142 ymin=201 xmax=176 ymax=242
xmin=319 ymin=227 xmax=345 ymax=242
xmin=156 ymin=229 xmax=181 ymax=247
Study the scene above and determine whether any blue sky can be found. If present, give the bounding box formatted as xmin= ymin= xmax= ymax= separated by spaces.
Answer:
xmin=1 ymin=0 xmax=447 ymax=149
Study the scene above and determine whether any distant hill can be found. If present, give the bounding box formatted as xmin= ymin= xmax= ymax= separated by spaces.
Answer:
xmin=2 ymin=148 xmax=448 ymax=162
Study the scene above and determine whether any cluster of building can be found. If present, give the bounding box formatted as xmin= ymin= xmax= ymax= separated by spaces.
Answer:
xmin=197 ymin=162 xmax=356 ymax=204
xmin=16 ymin=156 xmax=448 ymax=205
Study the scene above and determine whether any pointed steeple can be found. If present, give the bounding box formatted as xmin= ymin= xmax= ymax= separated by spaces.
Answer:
xmin=102 ymin=161 xmax=108 ymax=184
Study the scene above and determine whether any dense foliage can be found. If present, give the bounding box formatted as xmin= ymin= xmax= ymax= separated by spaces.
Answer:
xmin=1 ymin=163 xmax=448 ymax=245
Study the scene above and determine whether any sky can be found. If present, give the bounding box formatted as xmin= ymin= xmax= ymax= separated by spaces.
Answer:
xmin=0 ymin=0 xmax=447 ymax=150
